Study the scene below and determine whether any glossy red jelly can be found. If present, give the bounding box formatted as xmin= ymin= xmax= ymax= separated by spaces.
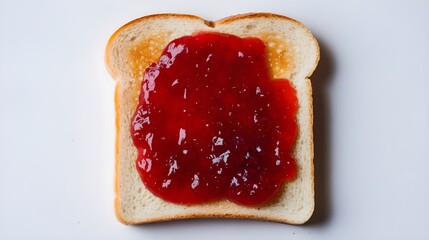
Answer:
xmin=131 ymin=32 xmax=298 ymax=206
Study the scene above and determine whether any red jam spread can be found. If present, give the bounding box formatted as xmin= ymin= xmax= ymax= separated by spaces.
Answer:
xmin=131 ymin=32 xmax=298 ymax=206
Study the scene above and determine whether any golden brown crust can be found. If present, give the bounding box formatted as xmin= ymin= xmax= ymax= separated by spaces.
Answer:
xmin=114 ymin=84 xmax=128 ymax=224
xmin=105 ymin=12 xmax=320 ymax=80
xmin=105 ymin=13 xmax=207 ymax=80
xmin=121 ymin=212 xmax=303 ymax=225
xmin=216 ymin=13 xmax=320 ymax=79
xmin=307 ymin=78 xmax=316 ymax=218
xmin=216 ymin=12 xmax=301 ymax=26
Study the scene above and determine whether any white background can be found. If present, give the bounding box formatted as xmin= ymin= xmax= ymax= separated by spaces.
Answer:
xmin=1 ymin=0 xmax=428 ymax=239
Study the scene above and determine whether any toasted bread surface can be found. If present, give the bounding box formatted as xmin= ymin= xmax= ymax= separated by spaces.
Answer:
xmin=105 ymin=13 xmax=319 ymax=224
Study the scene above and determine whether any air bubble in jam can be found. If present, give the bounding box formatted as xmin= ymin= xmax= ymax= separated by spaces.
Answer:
xmin=131 ymin=32 xmax=298 ymax=206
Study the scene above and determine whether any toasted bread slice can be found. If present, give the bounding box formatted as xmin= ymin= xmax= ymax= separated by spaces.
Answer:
xmin=105 ymin=13 xmax=319 ymax=224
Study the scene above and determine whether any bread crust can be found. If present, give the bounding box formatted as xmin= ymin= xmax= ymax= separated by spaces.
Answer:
xmin=105 ymin=14 xmax=206 ymax=80
xmin=107 ymin=13 xmax=319 ymax=225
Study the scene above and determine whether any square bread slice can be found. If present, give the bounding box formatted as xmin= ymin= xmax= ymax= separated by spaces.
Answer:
xmin=105 ymin=13 xmax=319 ymax=224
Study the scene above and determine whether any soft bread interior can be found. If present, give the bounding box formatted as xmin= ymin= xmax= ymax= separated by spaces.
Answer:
xmin=105 ymin=13 xmax=319 ymax=224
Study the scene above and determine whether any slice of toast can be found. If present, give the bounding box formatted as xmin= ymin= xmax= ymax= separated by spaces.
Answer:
xmin=105 ymin=13 xmax=319 ymax=224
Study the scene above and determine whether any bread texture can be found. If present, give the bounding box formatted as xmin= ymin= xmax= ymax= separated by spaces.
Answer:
xmin=105 ymin=13 xmax=319 ymax=224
